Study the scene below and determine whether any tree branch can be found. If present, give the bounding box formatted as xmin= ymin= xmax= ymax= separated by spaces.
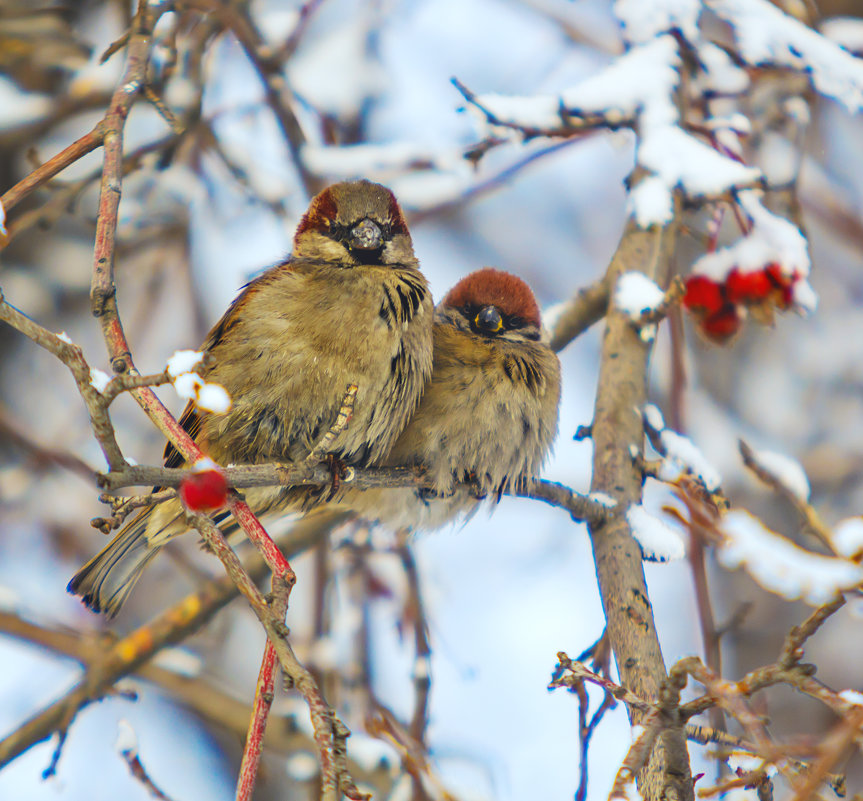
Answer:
xmin=586 ymin=213 xmax=693 ymax=801
xmin=549 ymin=276 xmax=611 ymax=353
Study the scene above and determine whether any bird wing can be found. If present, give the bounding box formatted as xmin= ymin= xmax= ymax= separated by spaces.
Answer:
xmin=163 ymin=400 xmax=204 ymax=469
xmin=161 ymin=263 xmax=290 ymax=470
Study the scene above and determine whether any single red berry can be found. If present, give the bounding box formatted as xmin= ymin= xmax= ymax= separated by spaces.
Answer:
xmin=683 ymin=275 xmax=723 ymax=315
xmin=700 ymin=305 xmax=743 ymax=343
xmin=180 ymin=467 xmax=228 ymax=512
xmin=764 ymin=262 xmax=788 ymax=285
xmin=725 ymin=268 xmax=772 ymax=305
xmin=764 ymin=263 xmax=795 ymax=310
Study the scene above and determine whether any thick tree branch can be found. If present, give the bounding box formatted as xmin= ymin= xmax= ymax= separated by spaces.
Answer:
xmin=587 ymin=213 xmax=693 ymax=801
xmin=549 ymin=276 xmax=611 ymax=353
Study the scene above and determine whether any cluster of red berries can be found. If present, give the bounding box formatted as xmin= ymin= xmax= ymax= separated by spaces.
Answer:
xmin=683 ymin=263 xmax=799 ymax=342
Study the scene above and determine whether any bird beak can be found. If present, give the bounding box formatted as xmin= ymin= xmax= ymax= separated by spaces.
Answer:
xmin=349 ymin=218 xmax=383 ymax=251
xmin=475 ymin=305 xmax=503 ymax=333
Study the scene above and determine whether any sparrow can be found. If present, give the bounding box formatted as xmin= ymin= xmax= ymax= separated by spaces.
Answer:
xmin=338 ymin=267 xmax=561 ymax=531
xmin=69 ymin=179 xmax=433 ymax=616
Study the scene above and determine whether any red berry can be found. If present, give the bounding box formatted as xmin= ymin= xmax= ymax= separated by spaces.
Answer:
xmin=700 ymin=305 xmax=742 ymax=343
xmin=764 ymin=263 xmax=788 ymax=285
xmin=765 ymin=263 xmax=795 ymax=310
xmin=725 ymin=268 xmax=772 ymax=305
xmin=683 ymin=275 xmax=723 ymax=315
xmin=180 ymin=467 xmax=228 ymax=512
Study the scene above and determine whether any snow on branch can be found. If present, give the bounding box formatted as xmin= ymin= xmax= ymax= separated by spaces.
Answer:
xmin=614 ymin=272 xmax=666 ymax=319
xmin=301 ymin=142 xmax=464 ymax=179
xmin=717 ymin=510 xmax=863 ymax=605
xmin=692 ymin=190 xmax=813 ymax=304
xmin=834 ymin=517 xmax=863 ymax=560
xmin=463 ymin=34 xmax=763 ymax=228
xmin=642 ymin=404 xmax=722 ymax=492
xmin=470 ymin=35 xmax=680 ymax=134
xmin=707 ymin=0 xmax=863 ymax=112
xmin=635 ymin=125 xmax=761 ymax=225
xmin=167 ymin=349 xmax=232 ymax=415
xmin=821 ymin=17 xmax=863 ymax=56
xmin=627 ymin=503 xmax=686 ymax=562
xmin=613 ymin=0 xmax=701 ymax=45
xmin=743 ymin=447 xmax=810 ymax=503
xmin=696 ymin=42 xmax=750 ymax=96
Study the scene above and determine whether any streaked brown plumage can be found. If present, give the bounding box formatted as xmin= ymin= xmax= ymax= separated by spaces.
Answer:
xmin=69 ymin=180 xmax=433 ymax=616
xmin=338 ymin=267 xmax=561 ymax=531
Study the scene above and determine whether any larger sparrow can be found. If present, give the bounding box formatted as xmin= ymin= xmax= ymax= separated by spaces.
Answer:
xmin=340 ymin=267 xmax=561 ymax=531
xmin=70 ymin=180 xmax=433 ymax=616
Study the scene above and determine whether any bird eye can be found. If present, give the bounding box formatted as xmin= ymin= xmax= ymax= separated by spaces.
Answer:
xmin=474 ymin=305 xmax=503 ymax=334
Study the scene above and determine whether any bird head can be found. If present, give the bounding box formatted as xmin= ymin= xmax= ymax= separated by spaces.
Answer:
xmin=441 ymin=268 xmax=543 ymax=343
xmin=293 ymin=180 xmax=415 ymax=266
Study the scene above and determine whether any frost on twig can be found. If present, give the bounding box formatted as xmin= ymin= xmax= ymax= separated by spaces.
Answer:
xmin=642 ymin=404 xmax=722 ymax=494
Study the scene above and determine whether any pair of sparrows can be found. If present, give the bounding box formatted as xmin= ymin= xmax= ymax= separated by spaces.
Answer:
xmin=70 ymin=180 xmax=561 ymax=617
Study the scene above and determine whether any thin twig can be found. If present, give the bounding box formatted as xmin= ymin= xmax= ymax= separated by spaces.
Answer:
xmin=398 ymin=540 xmax=432 ymax=747
xmin=0 ymin=128 xmax=105 ymax=215
xmin=119 ymin=733 xmax=176 ymax=801
xmin=551 ymin=652 xmax=654 ymax=714
xmin=0 ymin=291 xmax=127 ymax=469
xmin=0 ymin=404 xmax=96 ymax=482
xmin=236 ymin=544 xmax=297 ymax=800
xmin=738 ymin=439 xmax=836 ymax=551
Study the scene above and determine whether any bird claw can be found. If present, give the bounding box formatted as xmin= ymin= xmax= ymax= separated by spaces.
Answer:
xmin=325 ymin=454 xmax=348 ymax=500
xmin=464 ymin=471 xmax=487 ymax=500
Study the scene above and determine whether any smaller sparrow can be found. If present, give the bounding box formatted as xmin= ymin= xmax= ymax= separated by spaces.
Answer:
xmin=339 ymin=267 xmax=561 ymax=531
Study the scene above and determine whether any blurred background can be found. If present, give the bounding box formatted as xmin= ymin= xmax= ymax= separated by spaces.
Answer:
xmin=1 ymin=0 xmax=863 ymax=799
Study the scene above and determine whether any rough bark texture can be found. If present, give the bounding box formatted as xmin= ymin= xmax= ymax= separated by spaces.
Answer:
xmin=588 ymin=217 xmax=693 ymax=801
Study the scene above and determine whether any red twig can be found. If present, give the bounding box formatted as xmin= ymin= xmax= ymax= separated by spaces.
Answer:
xmin=236 ymin=642 xmax=278 ymax=801
xmin=230 ymin=496 xmax=296 ymax=578
xmin=234 ymin=505 xmax=297 ymax=801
